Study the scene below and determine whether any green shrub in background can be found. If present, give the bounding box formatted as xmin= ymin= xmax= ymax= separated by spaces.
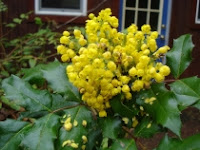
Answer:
xmin=0 ymin=7 xmax=200 ymax=150
xmin=0 ymin=1 xmax=61 ymax=82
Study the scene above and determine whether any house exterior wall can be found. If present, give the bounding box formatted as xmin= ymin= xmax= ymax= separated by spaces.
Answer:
xmin=1 ymin=0 xmax=200 ymax=77
xmin=1 ymin=0 xmax=120 ymax=38
xmin=169 ymin=0 xmax=200 ymax=77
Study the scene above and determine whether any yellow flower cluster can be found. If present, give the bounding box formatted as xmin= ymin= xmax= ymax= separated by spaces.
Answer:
xmin=57 ymin=8 xmax=171 ymax=117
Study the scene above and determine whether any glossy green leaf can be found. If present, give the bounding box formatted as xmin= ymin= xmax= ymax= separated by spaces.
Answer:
xmin=156 ymin=134 xmax=200 ymax=150
xmin=2 ymin=75 xmax=52 ymax=112
xmin=2 ymin=75 xmax=78 ymax=118
xmin=86 ymin=129 xmax=102 ymax=150
xmin=134 ymin=117 xmax=160 ymax=138
xmin=170 ymin=76 xmax=200 ymax=110
xmin=1 ymin=96 xmax=23 ymax=111
xmin=194 ymin=101 xmax=200 ymax=110
xmin=41 ymin=61 xmax=81 ymax=102
xmin=22 ymin=64 xmax=45 ymax=86
xmin=57 ymin=106 xmax=93 ymax=150
xmin=0 ymin=119 xmax=31 ymax=150
xmin=100 ymin=117 xmax=121 ymax=139
xmin=110 ymin=95 xmax=138 ymax=118
xmin=21 ymin=114 xmax=60 ymax=150
xmin=166 ymin=34 xmax=194 ymax=79
xmin=109 ymin=139 xmax=137 ymax=150
xmin=136 ymin=83 xmax=181 ymax=137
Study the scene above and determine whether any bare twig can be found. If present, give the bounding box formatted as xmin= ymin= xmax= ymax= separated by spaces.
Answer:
xmin=164 ymin=79 xmax=176 ymax=83
xmin=122 ymin=126 xmax=147 ymax=150
xmin=52 ymin=104 xmax=82 ymax=113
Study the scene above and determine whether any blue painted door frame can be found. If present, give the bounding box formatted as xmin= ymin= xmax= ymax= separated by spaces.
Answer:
xmin=118 ymin=0 xmax=171 ymax=47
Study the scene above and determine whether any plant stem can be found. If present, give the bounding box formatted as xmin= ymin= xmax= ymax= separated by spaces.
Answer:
xmin=164 ymin=79 xmax=176 ymax=83
xmin=52 ymin=104 xmax=82 ymax=113
xmin=122 ymin=126 xmax=147 ymax=150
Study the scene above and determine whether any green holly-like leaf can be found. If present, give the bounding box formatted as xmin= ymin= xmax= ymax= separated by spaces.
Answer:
xmin=170 ymin=76 xmax=200 ymax=110
xmin=41 ymin=60 xmax=81 ymax=102
xmin=110 ymin=95 xmax=138 ymax=118
xmin=57 ymin=106 xmax=94 ymax=150
xmin=86 ymin=129 xmax=102 ymax=150
xmin=134 ymin=117 xmax=161 ymax=138
xmin=2 ymin=75 xmax=78 ymax=117
xmin=22 ymin=60 xmax=81 ymax=102
xmin=194 ymin=101 xmax=200 ymax=110
xmin=109 ymin=139 xmax=137 ymax=150
xmin=99 ymin=117 xmax=121 ymax=139
xmin=22 ymin=64 xmax=45 ymax=86
xmin=136 ymin=83 xmax=181 ymax=137
xmin=166 ymin=34 xmax=194 ymax=79
xmin=21 ymin=114 xmax=60 ymax=150
xmin=0 ymin=119 xmax=31 ymax=150
xmin=155 ymin=134 xmax=200 ymax=150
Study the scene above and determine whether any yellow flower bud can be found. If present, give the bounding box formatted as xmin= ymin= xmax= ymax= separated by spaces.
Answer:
xmin=63 ymin=31 xmax=70 ymax=36
xmin=129 ymin=67 xmax=137 ymax=77
xmin=74 ymin=29 xmax=81 ymax=37
xmin=60 ymin=36 xmax=70 ymax=44
xmin=82 ymin=135 xmax=88 ymax=144
xmin=99 ymin=110 xmax=107 ymax=117
xmin=107 ymin=61 xmax=116 ymax=71
xmin=154 ymin=73 xmax=164 ymax=83
xmin=122 ymin=85 xmax=130 ymax=93
xmin=82 ymin=120 xmax=87 ymax=127
xmin=64 ymin=122 xmax=72 ymax=131
xmin=159 ymin=65 xmax=170 ymax=76
xmin=73 ymin=120 xmax=78 ymax=127
xmin=70 ymin=143 xmax=79 ymax=149
xmin=122 ymin=117 xmax=129 ymax=124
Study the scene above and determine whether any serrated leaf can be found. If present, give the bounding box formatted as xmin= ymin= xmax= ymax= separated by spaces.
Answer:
xmin=110 ymin=95 xmax=138 ymax=118
xmin=134 ymin=117 xmax=160 ymax=138
xmin=194 ymin=101 xmax=200 ymax=110
xmin=86 ymin=129 xmax=102 ymax=150
xmin=21 ymin=114 xmax=60 ymax=150
xmin=155 ymin=134 xmax=200 ymax=150
xmin=166 ymin=34 xmax=194 ymax=79
xmin=2 ymin=75 xmax=51 ymax=112
xmin=22 ymin=63 xmax=46 ymax=86
xmin=57 ymin=106 xmax=93 ymax=150
xmin=136 ymin=83 xmax=181 ymax=137
xmin=109 ymin=139 xmax=137 ymax=150
xmin=1 ymin=96 xmax=23 ymax=111
xmin=170 ymin=76 xmax=200 ymax=110
xmin=100 ymin=117 xmax=121 ymax=139
xmin=41 ymin=61 xmax=81 ymax=102
xmin=0 ymin=119 xmax=31 ymax=150
xmin=2 ymin=75 xmax=78 ymax=118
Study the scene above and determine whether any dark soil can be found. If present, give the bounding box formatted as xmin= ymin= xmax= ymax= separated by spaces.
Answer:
xmin=137 ymin=107 xmax=200 ymax=150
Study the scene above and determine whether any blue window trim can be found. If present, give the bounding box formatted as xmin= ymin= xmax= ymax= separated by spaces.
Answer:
xmin=157 ymin=0 xmax=169 ymax=47
xmin=118 ymin=0 xmax=172 ymax=48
